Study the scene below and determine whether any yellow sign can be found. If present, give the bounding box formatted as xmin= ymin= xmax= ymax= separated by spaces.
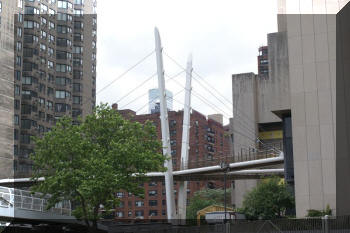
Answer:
xmin=258 ymin=130 xmax=283 ymax=140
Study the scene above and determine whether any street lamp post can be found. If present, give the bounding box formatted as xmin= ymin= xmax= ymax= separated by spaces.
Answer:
xmin=220 ymin=161 xmax=230 ymax=225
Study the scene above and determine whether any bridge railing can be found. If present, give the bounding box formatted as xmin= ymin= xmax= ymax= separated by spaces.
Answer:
xmin=174 ymin=148 xmax=281 ymax=171
xmin=0 ymin=186 xmax=71 ymax=216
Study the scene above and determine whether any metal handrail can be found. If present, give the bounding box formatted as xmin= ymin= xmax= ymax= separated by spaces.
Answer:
xmin=0 ymin=187 xmax=71 ymax=216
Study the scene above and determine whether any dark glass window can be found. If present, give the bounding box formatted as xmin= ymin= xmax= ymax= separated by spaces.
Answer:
xmin=149 ymin=200 xmax=157 ymax=206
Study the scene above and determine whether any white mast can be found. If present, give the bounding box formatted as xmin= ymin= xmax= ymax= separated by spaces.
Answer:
xmin=154 ymin=27 xmax=177 ymax=220
xmin=177 ymin=54 xmax=193 ymax=221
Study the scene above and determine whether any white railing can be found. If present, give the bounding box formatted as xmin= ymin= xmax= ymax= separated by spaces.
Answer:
xmin=0 ymin=186 xmax=71 ymax=216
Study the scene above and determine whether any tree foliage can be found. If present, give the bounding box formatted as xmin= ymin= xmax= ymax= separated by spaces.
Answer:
xmin=186 ymin=188 xmax=231 ymax=220
xmin=30 ymin=104 xmax=165 ymax=231
xmin=240 ymin=177 xmax=295 ymax=220
xmin=306 ymin=204 xmax=332 ymax=217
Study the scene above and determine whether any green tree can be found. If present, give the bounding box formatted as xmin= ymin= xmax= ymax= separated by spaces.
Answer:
xmin=30 ymin=104 xmax=166 ymax=232
xmin=186 ymin=188 xmax=231 ymax=220
xmin=241 ymin=177 xmax=294 ymax=220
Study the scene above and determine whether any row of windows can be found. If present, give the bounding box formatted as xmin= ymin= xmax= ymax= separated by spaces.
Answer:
xmin=115 ymin=210 xmax=165 ymax=218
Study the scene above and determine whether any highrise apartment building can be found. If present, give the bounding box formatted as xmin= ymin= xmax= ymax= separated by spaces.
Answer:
xmin=113 ymin=105 xmax=230 ymax=219
xmin=0 ymin=0 xmax=97 ymax=179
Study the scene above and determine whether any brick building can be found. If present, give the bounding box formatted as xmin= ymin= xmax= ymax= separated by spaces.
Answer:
xmin=112 ymin=104 xmax=231 ymax=220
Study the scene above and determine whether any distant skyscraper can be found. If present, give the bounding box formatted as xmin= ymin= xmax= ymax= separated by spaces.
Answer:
xmin=148 ymin=88 xmax=173 ymax=114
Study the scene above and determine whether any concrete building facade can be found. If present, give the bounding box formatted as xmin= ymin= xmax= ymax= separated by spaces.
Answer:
xmin=231 ymin=0 xmax=350 ymax=217
xmin=0 ymin=0 xmax=97 ymax=179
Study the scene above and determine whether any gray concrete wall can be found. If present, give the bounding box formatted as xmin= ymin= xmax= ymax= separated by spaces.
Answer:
xmin=231 ymin=73 xmax=258 ymax=208
xmin=0 ymin=0 xmax=18 ymax=179
xmin=257 ymin=31 xmax=290 ymax=124
xmin=286 ymin=11 xmax=337 ymax=217
xmin=336 ymin=2 xmax=350 ymax=216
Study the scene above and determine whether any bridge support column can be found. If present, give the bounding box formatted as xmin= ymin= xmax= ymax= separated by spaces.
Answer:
xmin=178 ymin=54 xmax=193 ymax=222
xmin=154 ymin=27 xmax=177 ymax=220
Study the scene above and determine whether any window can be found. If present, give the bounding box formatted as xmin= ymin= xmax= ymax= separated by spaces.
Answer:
xmin=41 ymin=32 xmax=48 ymax=42
xmin=73 ymin=83 xmax=81 ymax=92
xmin=128 ymin=211 xmax=132 ymax=217
xmin=135 ymin=210 xmax=144 ymax=217
xmin=14 ymin=100 xmax=20 ymax=110
xmin=149 ymin=210 xmax=158 ymax=216
xmin=48 ymin=60 xmax=54 ymax=69
xmin=74 ymin=9 xmax=83 ymax=16
xmin=57 ymin=38 xmax=71 ymax=47
xmin=47 ymin=87 xmax=53 ymax=96
xmin=149 ymin=181 xmax=157 ymax=187
xmin=39 ymin=98 xmax=45 ymax=106
xmin=74 ymin=0 xmax=84 ymax=5
xmin=41 ymin=17 xmax=47 ymax=25
xmin=135 ymin=201 xmax=144 ymax=207
xmin=115 ymin=212 xmax=123 ymax=218
xmin=73 ymin=96 xmax=82 ymax=104
xmin=48 ymin=34 xmax=55 ymax=43
xmin=49 ymin=8 xmax=55 ymax=15
xmin=14 ymin=115 xmax=19 ymax=125
xmin=0 ymin=1 xmax=2 ymax=13
xmin=20 ymin=134 xmax=31 ymax=144
xmin=92 ymin=41 xmax=96 ymax=49
xmin=46 ymin=101 xmax=53 ymax=110
xmin=149 ymin=200 xmax=157 ymax=206
xmin=17 ymin=27 xmax=22 ymax=38
xmin=49 ymin=21 xmax=55 ymax=29
xmin=15 ymin=71 xmax=21 ymax=81
xmin=116 ymin=192 xmax=124 ymax=198
xmin=48 ymin=47 xmax=54 ymax=57
xmin=22 ymin=76 xmax=32 ymax=85
xmin=56 ymin=64 xmax=72 ymax=73
xmin=14 ymin=129 xmax=18 ymax=140
xmin=148 ymin=190 xmax=157 ymax=196
xmin=40 ymin=43 xmax=46 ymax=52
xmin=74 ymin=33 xmax=83 ymax=42
xmin=24 ymin=6 xmax=39 ymax=14
xmin=21 ymin=119 xmax=32 ymax=129
xmin=55 ymin=90 xmax=70 ymax=99
xmin=56 ymin=77 xmax=70 ymax=86
xmin=73 ymin=58 xmax=82 ymax=67
xmin=40 ymin=4 xmax=48 ymax=13
xmin=57 ymin=25 xmax=72 ymax=34
xmin=118 ymin=201 xmax=124 ymax=208
xmin=55 ymin=103 xmax=70 ymax=112
xmin=73 ymin=46 xmax=83 ymax=54
xmin=16 ymin=42 xmax=22 ymax=51
xmin=16 ymin=56 xmax=21 ymax=66
xmin=14 ymin=85 xmax=20 ymax=96
xmin=57 ymin=13 xmax=72 ymax=21
xmin=73 ymin=70 xmax=83 ymax=79
xmin=72 ymin=109 xmax=81 ymax=117
xmin=74 ymin=21 xmax=83 ymax=29
xmin=58 ymin=0 xmax=72 ymax=9
xmin=162 ymin=200 xmax=166 ymax=206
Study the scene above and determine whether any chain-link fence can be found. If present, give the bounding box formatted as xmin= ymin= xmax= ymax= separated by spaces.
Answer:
xmin=106 ymin=216 xmax=350 ymax=233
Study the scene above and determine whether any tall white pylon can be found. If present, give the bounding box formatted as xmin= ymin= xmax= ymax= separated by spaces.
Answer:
xmin=154 ymin=27 xmax=177 ymax=220
xmin=177 ymin=54 xmax=193 ymax=221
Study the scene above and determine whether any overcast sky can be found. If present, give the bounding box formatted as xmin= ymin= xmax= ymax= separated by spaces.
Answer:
xmin=96 ymin=0 xmax=278 ymax=124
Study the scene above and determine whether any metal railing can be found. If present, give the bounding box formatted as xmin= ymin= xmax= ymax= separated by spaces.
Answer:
xmin=0 ymin=186 xmax=71 ymax=216
xmin=173 ymin=148 xmax=280 ymax=171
